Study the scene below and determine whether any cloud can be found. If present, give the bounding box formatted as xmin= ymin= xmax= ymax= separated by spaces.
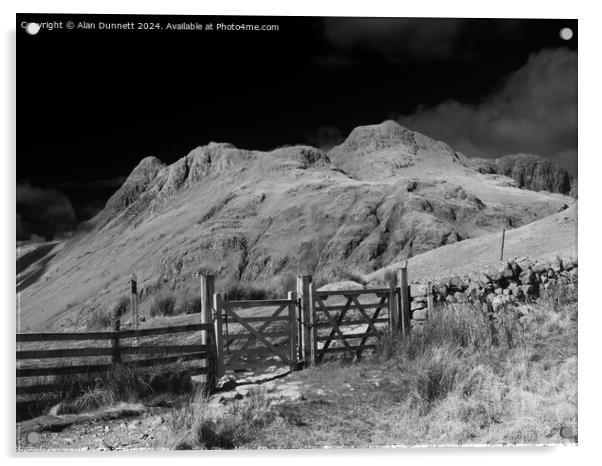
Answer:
xmin=319 ymin=19 xmax=535 ymax=67
xmin=56 ymin=176 xmax=127 ymax=221
xmin=304 ymin=126 xmax=345 ymax=151
xmin=322 ymin=18 xmax=466 ymax=63
xmin=57 ymin=176 xmax=127 ymax=191
xmin=397 ymin=48 xmax=577 ymax=174
xmin=17 ymin=183 xmax=77 ymax=240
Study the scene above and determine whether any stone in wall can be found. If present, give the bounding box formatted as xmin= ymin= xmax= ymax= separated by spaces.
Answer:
xmin=407 ymin=255 xmax=577 ymax=322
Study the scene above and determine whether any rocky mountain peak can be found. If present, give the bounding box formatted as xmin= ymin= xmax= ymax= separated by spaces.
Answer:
xmin=332 ymin=120 xmax=419 ymax=156
xmin=20 ymin=121 xmax=576 ymax=332
xmin=470 ymin=153 xmax=574 ymax=195
xmin=102 ymin=156 xmax=165 ymax=214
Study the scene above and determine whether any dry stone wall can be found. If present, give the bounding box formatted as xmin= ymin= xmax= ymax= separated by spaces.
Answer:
xmin=408 ymin=255 xmax=578 ymax=324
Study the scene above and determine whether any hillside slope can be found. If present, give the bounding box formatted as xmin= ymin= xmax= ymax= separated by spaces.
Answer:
xmin=368 ymin=203 xmax=577 ymax=283
xmin=469 ymin=153 xmax=574 ymax=195
xmin=16 ymin=121 xmax=574 ymax=331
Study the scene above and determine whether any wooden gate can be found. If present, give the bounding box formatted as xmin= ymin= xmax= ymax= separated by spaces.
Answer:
xmin=212 ymin=292 xmax=298 ymax=377
xmin=309 ymin=284 xmax=397 ymax=363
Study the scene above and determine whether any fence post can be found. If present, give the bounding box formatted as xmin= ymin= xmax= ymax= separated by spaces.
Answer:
xmin=297 ymin=275 xmax=312 ymax=367
xmin=199 ymin=275 xmax=215 ymax=393
xmin=200 ymin=275 xmax=215 ymax=346
xmin=111 ymin=318 xmax=121 ymax=364
xmin=388 ymin=273 xmax=398 ymax=337
xmin=287 ymin=291 xmax=298 ymax=370
xmin=484 ymin=301 xmax=499 ymax=346
xmin=130 ymin=273 xmax=139 ymax=345
xmin=426 ymin=281 xmax=434 ymax=321
xmin=308 ymin=282 xmax=317 ymax=367
xmin=200 ymin=329 xmax=217 ymax=395
xmin=397 ymin=262 xmax=411 ymax=336
xmin=213 ymin=293 xmax=224 ymax=380
xmin=500 ymin=228 xmax=506 ymax=261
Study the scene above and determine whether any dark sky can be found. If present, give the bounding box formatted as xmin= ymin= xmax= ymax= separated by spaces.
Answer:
xmin=16 ymin=14 xmax=577 ymax=239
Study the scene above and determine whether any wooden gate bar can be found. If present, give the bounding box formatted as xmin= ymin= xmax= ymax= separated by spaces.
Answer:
xmin=308 ymin=283 xmax=317 ymax=367
xmin=222 ymin=304 xmax=288 ymax=367
xmin=397 ymin=263 xmax=411 ymax=336
xmin=427 ymin=281 xmax=434 ymax=320
xmin=226 ymin=309 xmax=291 ymax=365
xmin=287 ymin=291 xmax=298 ymax=370
xmin=297 ymin=275 xmax=312 ymax=366
xmin=314 ymin=288 xmax=391 ymax=297
xmin=313 ymin=302 xmax=385 ymax=312
xmin=312 ymin=317 xmax=388 ymax=328
xmin=388 ymin=274 xmax=398 ymax=335
xmin=213 ymin=293 xmax=224 ymax=378
xmin=315 ymin=294 xmax=352 ymax=361
xmin=224 ymin=331 xmax=289 ymax=342
xmin=350 ymin=295 xmax=386 ymax=359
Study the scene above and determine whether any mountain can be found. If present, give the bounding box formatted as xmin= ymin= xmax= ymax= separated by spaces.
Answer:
xmin=16 ymin=121 xmax=575 ymax=331
xmin=469 ymin=153 xmax=574 ymax=195
xmin=367 ymin=203 xmax=577 ymax=284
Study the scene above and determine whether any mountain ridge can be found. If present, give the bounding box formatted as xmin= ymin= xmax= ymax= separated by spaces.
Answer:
xmin=469 ymin=152 xmax=574 ymax=195
xmin=17 ymin=120 xmax=575 ymax=331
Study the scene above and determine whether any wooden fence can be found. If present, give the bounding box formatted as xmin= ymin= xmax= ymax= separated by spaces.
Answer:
xmin=16 ymin=320 xmax=216 ymax=399
xmin=17 ymin=263 xmax=435 ymax=407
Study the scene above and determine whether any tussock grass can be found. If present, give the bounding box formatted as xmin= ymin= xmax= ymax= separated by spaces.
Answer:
xmin=222 ymin=274 xmax=298 ymax=301
xmin=27 ymin=281 xmax=575 ymax=447
xmin=224 ymin=282 xmax=270 ymax=301
xmin=245 ymin=281 xmax=577 ymax=447
xmin=23 ymin=360 xmax=197 ymax=415
xmin=87 ymin=308 xmax=114 ymax=330
xmin=219 ymin=266 xmax=369 ymax=303
xmin=177 ymin=295 xmax=203 ymax=315
xmin=87 ymin=297 xmax=129 ymax=329
xmin=314 ymin=266 xmax=368 ymax=288
xmin=150 ymin=293 xmax=177 ymax=317
xmin=165 ymin=388 xmax=275 ymax=449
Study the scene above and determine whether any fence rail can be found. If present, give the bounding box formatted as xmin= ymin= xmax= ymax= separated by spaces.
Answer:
xmin=16 ymin=323 xmax=213 ymax=343
xmin=17 ymin=265 xmax=434 ymax=412
xmin=17 ymin=315 xmax=217 ymax=403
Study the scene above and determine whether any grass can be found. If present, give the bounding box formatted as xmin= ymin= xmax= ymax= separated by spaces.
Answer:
xmin=224 ymin=282 xmax=270 ymax=301
xmin=153 ymin=281 xmax=576 ymax=448
xmin=87 ymin=308 xmax=114 ymax=330
xmin=177 ymin=295 xmax=203 ymax=315
xmin=222 ymin=273 xmax=297 ymax=300
xmin=87 ymin=297 xmax=129 ymax=329
xmin=241 ymin=281 xmax=577 ymax=447
xmin=150 ymin=293 xmax=177 ymax=317
xmin=217 ymin=266 xmax=367 ymax=303
xmin=314 ymin=266 xmax=368 ymax=288
xmin=164 ymin=388 xmax=275 ymax=449
xmin=22 ymin=279 xmax=577 ymax=447
xmin=17 ymin=359 xmax=197 ymax=420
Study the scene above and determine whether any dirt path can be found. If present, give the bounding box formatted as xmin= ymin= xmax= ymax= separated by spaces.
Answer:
xmin=16 ymin=362 xmax=308 ymax=452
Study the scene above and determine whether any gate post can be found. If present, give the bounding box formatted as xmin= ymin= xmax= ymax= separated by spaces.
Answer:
xmin=212 ymin=293 xmax=224 ymax=379
xmin=200 ymin=275 xmax=215 ymax=346
xmin=111 ymin=318 xmax=121 ymax=364
xmin=308 ymin=282 xmax=317 ymax=367
xmin=388 ymin=273 xmax=398 ymax=337
xmin=426 ymin=281 xmax=434 ymax=321
xmin=199 ymin=275 xmax=215 ymax=393
xmin=397 ymin=262 xmax=411 ymax=336
xmin=287 ymin=291 xmax=298 ymax=370
xmin=296 ymin=275 xmax=312 ymax=367
xmin=130 ymin=273 xmax=139 ymax=345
